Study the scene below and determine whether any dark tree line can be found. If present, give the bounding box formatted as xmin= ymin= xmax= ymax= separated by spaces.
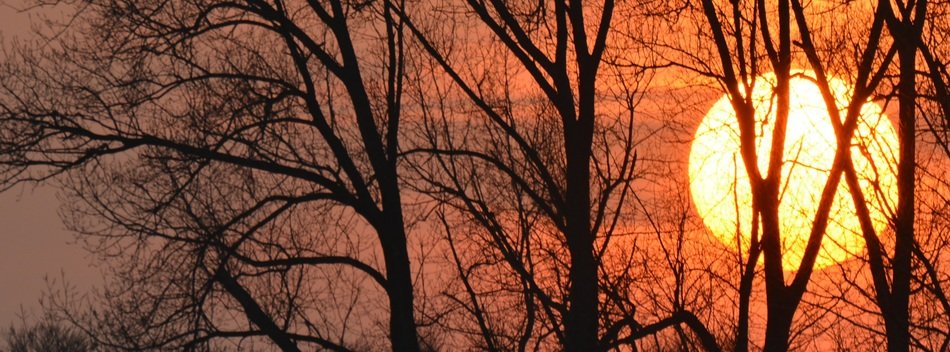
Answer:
xmin=0 ymin=0 xmax=948 ymax=351
xmin=5 ymin=315 xmax=96 ymax=352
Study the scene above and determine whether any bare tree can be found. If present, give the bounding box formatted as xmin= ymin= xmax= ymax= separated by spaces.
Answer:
xmin=396 ymin=1 xmax=721 ymax=351
xmin=795 ymin=1 xmax=949 ymax=350
xmin=684 ymin=0 xmax=898 ymax=349
xmin=5 ymin=314 xmax=97 ymax=352
xmin=2 ymin=0 xmax=948 ymax=350
xmin=0 ymin=0 xmax=424 ymax=350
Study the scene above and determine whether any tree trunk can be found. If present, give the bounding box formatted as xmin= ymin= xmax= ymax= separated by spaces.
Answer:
xmin=762 ymin=295 xmax=795 ymax=351
xmin=760 ymin=206 xmax=796 ymax=352
xmin=381 ymin=223 xmax=420 ymax=352
xmin=886 ymin=31 xmax=917 ymax=352
xmin=565 ymin=234 xmax=598 ymax=352
xmin=379 ymin=163 xmax=420 ymax=352
xmin=734 ymin=248 xmax=759 ymax=352
xmin=563 ymin=119 xmax=599 ymax=352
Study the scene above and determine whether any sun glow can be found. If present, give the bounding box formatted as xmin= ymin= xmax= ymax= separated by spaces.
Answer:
xmin=688 ymin=72 xmax=899 ymax=271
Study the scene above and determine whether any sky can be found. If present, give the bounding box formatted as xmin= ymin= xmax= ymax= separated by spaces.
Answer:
xmin=0 ymin=0 xmax=933 ymax=349
xmin=0 ymin=0 xmax=100 ymax=329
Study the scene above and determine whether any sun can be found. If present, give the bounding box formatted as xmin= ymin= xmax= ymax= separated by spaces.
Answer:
xmin=688 ymin=71 xmax=899 ymax=271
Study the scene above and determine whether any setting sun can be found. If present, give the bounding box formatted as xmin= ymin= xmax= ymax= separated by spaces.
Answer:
xmin=689 ymin=72 xmax=899 ymax=271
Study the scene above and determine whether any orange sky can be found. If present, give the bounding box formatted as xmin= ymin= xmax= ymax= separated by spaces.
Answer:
xmin=0 ymin=1 xmax=944 ymax=349
xmin=0 ymin=0 xmax=100 ymax=328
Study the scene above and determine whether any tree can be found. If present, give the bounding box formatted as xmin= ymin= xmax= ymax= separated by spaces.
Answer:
xmin=786 ymin=1 xmax=948 ymax=350
xmin=0 ymin=0 xmax=423 ymax=350
xmin=3 ymin=0 xmax=948 ymax=349
xmin=396 ymin=1 xmax=721 ymax=351
xmin=3 ymin=300 xmax=97 ymax=352
xmin=675 ymin=0 xmax=950 ymax=349
xmin=682 ymin=0 xmax=898 ymax=349
xmin=5 ymin=320 xmax=96 ymax=352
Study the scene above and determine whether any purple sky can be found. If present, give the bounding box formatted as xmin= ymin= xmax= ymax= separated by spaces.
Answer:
xmin=0 ymin=1 xmax=100 ymax=328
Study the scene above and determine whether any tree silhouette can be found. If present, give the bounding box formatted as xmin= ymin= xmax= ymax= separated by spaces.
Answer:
xmin=5 ymin=320 xmax=96 ymax=352
xmin=0 ymin=0 xmax=423 ymax=350
xmin=395 ymin=1 xmax=720 ymax=351
xmin=0 ymin=0 xmax=949 ymax=351
xmin=669 ymin=0 xmax=950 ymax=350
xmin=682 ymin=0 xmax=904 ymax=349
